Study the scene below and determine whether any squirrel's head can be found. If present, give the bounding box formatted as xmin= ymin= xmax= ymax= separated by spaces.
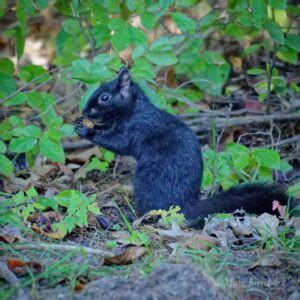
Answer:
xmin=83 ymin=67 xmax=135 ymax=121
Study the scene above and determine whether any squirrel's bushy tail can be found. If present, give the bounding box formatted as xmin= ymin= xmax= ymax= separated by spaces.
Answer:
xmin=184 ymin=183 xmax=295 ymax=228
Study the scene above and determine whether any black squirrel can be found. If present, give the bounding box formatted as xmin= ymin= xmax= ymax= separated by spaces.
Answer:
xmin=75 ymin=67 xmax=291 ymax=228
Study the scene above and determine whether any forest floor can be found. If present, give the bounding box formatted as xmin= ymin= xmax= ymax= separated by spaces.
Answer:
xmin=1 ymin=154 xmax=300 ymax=299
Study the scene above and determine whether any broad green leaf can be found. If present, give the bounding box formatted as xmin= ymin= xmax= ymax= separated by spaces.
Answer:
xmin=252 ymin=0 xmax=268 ymax=28
xmin=0 ymin=155 xmax=13 ymax=176
xmin=269 ymin=0 xmax=286 ymax=9
xmin=22 ymin=125 xmax=42 ymax=138
xmin=277 ymin=45 xmax=297 ymax=64
xmin=146 ymin=51 xmax=177 ymax=66
xmin=35 ymin=0 xmax=48 ymax=9
xmin=202 ymin=169 xmax=213 ymax=188
xmin=171 ymin=12 xmax=196 ymax=34
xmin=27 ymin=91 xmax=44 ymax=109
xmin=0 ymin=58 xmax=14 ymax=74
xmin=26 ymin=187 xmax=38 ymax=198
xmin=19 ymin=64 xmax=50 ymax=83
xmin=0 ymin=140 xmax=6 ymax=153
xmin=252 ymin=148 xmax=280 ymax=169
xmin=4 ymin=93 xmax=27 ymax=106
xmin=247 ymin=68 xmax=265 ymax=75
xmin=125 ymin=0 xmax=145 ymax=12
xmin=0 ymin=72 xmax=16 ymax=98
xmin=286 ymin=34 xmax=300 ymax=52
xmin=9 ymin=137 xmax=37 ymax=153
xmin=265 ymin=19 xmax=284 ymax=44
xmin=54 ymin=0 xmax=72 ymax=15
xmin=279 ymin=160 xmax=293 ymax=172
xmin=103 ymin=150 xmax=115 ymax=163
xmin=108 ymin=18 xmax=127 ymax=30
xmin=9 ymin=116 xmax=22 ymax=126
xmin=224 ymin=23 xmax=245 ymax=40
xmin=62 ymin=18 xmax=81 ymax=35
xmin=257 ymin=166 xmax=273 ymax=181
xmin=131 ymin=58 xmax=155 ymax=80
xmin=141 ymin=11 xmax=157 ymax=30
xmin=60 ymin=124 xmax=76 ymax=137
xmin=39 ymin=137 xmax=65 ymax=163
xmin=243 ymin=43 xmax=262 ymax=55
xmin=132 ymin=45 xmax=145 ymax=59
xmin=129 ymin=26 xmax=148 ymax=47
xmin=227 ymin=144 xmax=250 ymax=170
xmin=0 ymin=120 xmax=12 ymax=140
xmin=86 ymin=157 xmax=109 ymax=172
xmin=111 ymin=28 xmax=130 ymax=50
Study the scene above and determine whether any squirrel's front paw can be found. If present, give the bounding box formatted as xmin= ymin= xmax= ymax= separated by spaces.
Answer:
xmin=75 ymin=117 xmax=95 ymax=139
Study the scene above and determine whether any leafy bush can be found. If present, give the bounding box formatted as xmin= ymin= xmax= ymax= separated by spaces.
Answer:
xmin=202 ymin=143 xmax=292 ymax=190
xmin=0 ymin=188 xmax=100 ymax=236
xmin=0 ymin=0 xmax=299 ymax=177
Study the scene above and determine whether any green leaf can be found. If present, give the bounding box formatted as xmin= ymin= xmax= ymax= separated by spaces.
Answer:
xmin=247 ymin=68 xmax=265 ymax=75
xmin=243 ymin=43 xmax=262 ymax=55
xmin=4 ymin=93 xmax=27 ymax=107
xmin=129 ymin=26 xmax=147 ymax=47
xmin=111 ymin=28 xmax=130 ymax=50
xmin=0 ymin=72 xmax=16 ymax=98
xmin=265 ymin=19 xmax=284 ymax=44
xmin=19 ymin=64 xmax=50 ymax=83
xmin=252 ymin=0 xmax=268 ymax=28
xmin=131 ymin=58 xmax=155 ymax=80
xmin=108 ymin=18 xmax=127 ymax=30
xmin=252 ymin=148 xmax=280 ymax=169
xmin=27 ymin=91 xmax=44 ymax=109
xmin=269 ymin=0 xmax=286 ymax=9
xmin=60 ymin=124 xmax=76 ymax=137
xmin=279 ymin=160 xmax=293 ymax=172
xmin=125 ymin=0 xmax=145 ymax=12
xmin=277 ymin=45 xmax=297 ymax=64
xmin=39 ymin=137 xmax=65 ymax=163
xmin=9 ymin=137 xmax=37 ymax=153
xmin=86 ymin=157 xmax=109 ymax=172
xmin=54 ymin=0 xmax=72 ymax=15
xmin=15 ymin=26 xmax=25 ymax=60
xmin=227 ymin=144 xmax=250 ymax=170
xmin=9 ymin=116 xmax=22 ymax=127
xmin=202 ymin=169 xmax=213 ymax=188
xmin=35 ymin=0 xmax=48 ymax=9
xmin=0 ymin=140 xmax=6 ymax=154
xmin=0 ymin=58 xmax=15 ymax=74
xmin=103 ymin=150 xmax=115 ymax=163
xmin=88 ymin=204 xmax=100 ymax=214
xmin=26 ymin=187 xmax=38 ymax=197
xmin=141 ymin=11 xmax=157 ymax=30
xmin=146 ymin=51 xmax=177 ymax=66
xmin=286 ymin=34 xmax=300 ymax=52
xmin=224 ymin=23 xmax=245 ymax=40
xmin=22 ymin=125 xmax=42 ymax=138
xmin=132 ymin=45 xmax=145 ymax=59
xmin=171 ymin=12 xmax=196 ymax=34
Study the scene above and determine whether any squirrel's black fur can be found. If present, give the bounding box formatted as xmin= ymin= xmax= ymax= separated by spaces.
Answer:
xmin=75 ymin=68 xmax=291 ymax=228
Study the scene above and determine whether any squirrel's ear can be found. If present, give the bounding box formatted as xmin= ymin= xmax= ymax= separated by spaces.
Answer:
xmin=118 ymin=67 xmax=131 ymax=98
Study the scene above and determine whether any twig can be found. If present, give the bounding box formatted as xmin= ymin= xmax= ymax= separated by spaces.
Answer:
xmin=3 ymin=242 xmax=114 ymax=258
xmin=188 ymin=113 xmax=300 ymax=132
xmin=0 ymin=67 xmax=61 ymax=104
xmin=62 ymin=139 xmax=94 ymax=150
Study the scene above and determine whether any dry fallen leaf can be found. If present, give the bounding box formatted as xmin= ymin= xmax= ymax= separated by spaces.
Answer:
xmin=7 ymin=258 xmax=42 ymax=276
xmin=250 ymin=213 xmax=279 ymax=238
xmin=272 ymin=200 xmax=286 ymax=218
xmin=182 ymin=234 xmax=217 ymax=251
xmin=0 ymin=225 xmax=21 ymax=244
xmin=250 ymin=253 xmax=282 ymax=270
xmin=31 ymin=225 xmax=66 ymax=239
xmin=104 ymin=246 xmax=147 ymax=265
xmin=156 ymin=221 xmax=193 ymax=239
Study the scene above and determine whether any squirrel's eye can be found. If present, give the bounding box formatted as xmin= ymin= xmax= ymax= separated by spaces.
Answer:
xmin=100 ymin=94 xmax=110 ymax=102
